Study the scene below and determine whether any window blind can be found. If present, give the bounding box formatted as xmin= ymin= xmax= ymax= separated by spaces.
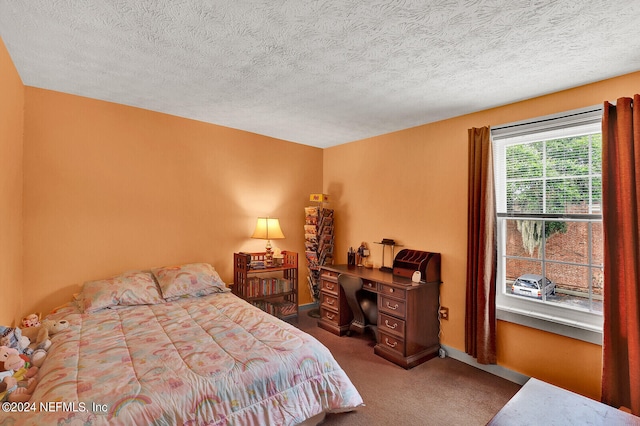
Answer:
xmin=492 ymin=105 xmax=603 ymax=216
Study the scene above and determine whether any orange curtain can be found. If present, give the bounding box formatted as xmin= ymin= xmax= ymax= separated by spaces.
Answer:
xmin=601 ymin=95 xmax=640 ymax=415
xmin=465 ymin=127 xmax=497 ymax=364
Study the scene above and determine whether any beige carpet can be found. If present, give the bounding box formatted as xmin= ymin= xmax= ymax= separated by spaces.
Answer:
xmin=294 ymin=309 xmax=521 ymax=426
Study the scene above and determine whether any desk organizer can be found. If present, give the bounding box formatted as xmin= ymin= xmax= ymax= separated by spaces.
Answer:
xmin=392 ymin=249 xmax=441 ymax=283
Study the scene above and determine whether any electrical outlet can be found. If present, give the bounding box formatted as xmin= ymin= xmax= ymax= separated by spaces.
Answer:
xmin=439 ymin=307 xmax=449 ymax=320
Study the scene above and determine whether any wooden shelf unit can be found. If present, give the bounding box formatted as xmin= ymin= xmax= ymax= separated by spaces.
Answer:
xmin=233 ymin=251 xmax=298 ymax=320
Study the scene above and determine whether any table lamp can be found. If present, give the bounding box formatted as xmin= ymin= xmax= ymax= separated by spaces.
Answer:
xmin=251 ymin=217 xmax=285 ymax=266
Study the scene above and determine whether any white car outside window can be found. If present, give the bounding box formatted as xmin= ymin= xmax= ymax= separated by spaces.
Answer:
xmin=511 ymin=274 xmax=555 ymax=299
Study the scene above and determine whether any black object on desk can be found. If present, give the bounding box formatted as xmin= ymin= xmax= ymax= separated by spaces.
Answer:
xmin=374 ymin=239 xmax=403 ymax=272
xmin=347 ymin=247 xmax=356 ymax=266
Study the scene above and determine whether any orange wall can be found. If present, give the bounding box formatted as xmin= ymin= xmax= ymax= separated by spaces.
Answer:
xmin=324 ymin=70 xmax=640 ymax=399
xmin=22 ymin=88 xmax=323 ymax=317
xmin=0 ymin=37 xmax=24 ymax=326
xmin=5 ymin=30 xmax=639 ymax=400
xmin=497 ymin=321 xmax=601 ymax=398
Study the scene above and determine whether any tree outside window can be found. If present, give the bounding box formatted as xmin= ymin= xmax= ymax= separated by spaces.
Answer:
xmin=498 ymin=133 xmax=603 ymax=313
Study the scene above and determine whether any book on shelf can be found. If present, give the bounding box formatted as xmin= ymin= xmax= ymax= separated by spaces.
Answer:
xmin=320 ymin=216 xmax=333 ymax=226
xmin=252 ymin=300 xmax=297 ymax=317
xmin=319 ymin=250 xmax=333 ymax=266
xmin=319 ymin=225 xmax=334 ymax=236
xmin=250 ymin=260 xmax=266 ymax=269
xmin=305 ymin=250 xmax=319 ymax=269
xmin=245 ymin=276 xmax=293 ymax=298
xmin=305 ymin=233 xmax=318 ymax=244
xmin=276 ymin=301 xmax=298 ymax=317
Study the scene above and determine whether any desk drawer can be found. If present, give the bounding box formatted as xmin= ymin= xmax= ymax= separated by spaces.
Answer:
xmin=379 ymin=284 xmax=406 ymax=299
xmin=379 ymin=313 xmax=405 ymax=338
xmin=321 ymin=269 xmax=338 ymax=279
xmin=320 ymin=307 xmax=340 ymax=326
xmin=362 ymin=279 xmax=377 ymax=291
xmin=320 ymin=279 xmax=339 ymax=295
xmin=378 ymin=331 xmax=405 ymax=356
xmin=379 ymin=295 xmax=406 ymax=318
xmin=320 ymin=293 xmax=339 ymax=309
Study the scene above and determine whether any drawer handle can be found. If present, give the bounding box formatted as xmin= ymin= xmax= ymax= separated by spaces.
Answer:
xmin=385 ymin=338 xmax=397 ymax=348
xmin=384 ymin=320 xmax=397 ymax=329
xmin=386 ymin=302 xmax=399 ymax=310
xmin=326 ymin=313 xmax=335 ymax=320
xmin=326 ymin=283 xmax=334 ymax=290
xmin=327 ymin=298 xmax=334 ymax=305
xmin=389 ymin=288 xmax=394 ymax=293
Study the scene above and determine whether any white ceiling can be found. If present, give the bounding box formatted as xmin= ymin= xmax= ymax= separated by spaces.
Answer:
xmin=1 ymin=1 xmax=639 ymax=148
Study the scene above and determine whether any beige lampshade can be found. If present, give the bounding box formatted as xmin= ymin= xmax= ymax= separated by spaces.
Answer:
xmin=251 ymin=217 xmax=285 ymax=240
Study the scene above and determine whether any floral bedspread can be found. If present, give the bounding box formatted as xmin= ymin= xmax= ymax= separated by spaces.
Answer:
xmin=5 ymin=293 xmax=363 ymax=425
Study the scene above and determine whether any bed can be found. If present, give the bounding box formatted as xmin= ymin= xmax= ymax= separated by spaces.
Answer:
xmin=6 ymin=263 xmax=363 ymax=425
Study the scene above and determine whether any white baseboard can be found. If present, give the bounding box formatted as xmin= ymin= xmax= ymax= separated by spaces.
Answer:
xmin=440 ymin=344 xmax=530 ymax=386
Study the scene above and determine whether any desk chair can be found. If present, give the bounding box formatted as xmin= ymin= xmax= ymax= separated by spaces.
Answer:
xmin=338 ymin=273 xmax=378 ymax=338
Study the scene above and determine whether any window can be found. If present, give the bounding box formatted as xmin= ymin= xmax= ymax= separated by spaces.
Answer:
xmin=492 ymin=106 xmax=604 ymax=341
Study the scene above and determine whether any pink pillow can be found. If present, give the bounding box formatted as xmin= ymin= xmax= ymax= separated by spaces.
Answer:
xmin=151 ymin=263 xmax=227 ymax=299
xmin=78 ymin=271 xmax=163 ymax=313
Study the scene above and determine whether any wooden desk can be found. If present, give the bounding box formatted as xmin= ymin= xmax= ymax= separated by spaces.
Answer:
xmin=488 ymin=378 xmax=640 ymax=425
xmin=318 ymin=264 xmax=441 ymax=369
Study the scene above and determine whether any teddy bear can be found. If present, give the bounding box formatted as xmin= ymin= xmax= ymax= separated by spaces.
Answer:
xmin=20 ymin=319 xmax=70 ymax=368
xmin=0 ymin=346 xmax=38 ymax=403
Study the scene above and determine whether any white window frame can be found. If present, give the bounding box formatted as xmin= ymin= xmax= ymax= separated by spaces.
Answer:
xmin=492 ymin=106 xmax=604 ymax=344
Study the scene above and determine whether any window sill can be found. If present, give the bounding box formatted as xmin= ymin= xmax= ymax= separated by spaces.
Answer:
xmin=497 ymin=304 xmax=602 ymax=345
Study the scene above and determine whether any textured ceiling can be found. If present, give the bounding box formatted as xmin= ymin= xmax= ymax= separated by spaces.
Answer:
xmin=1 ymin=1 xmax=640 ymax=148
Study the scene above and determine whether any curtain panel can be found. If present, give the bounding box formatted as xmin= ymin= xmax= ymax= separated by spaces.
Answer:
xmin=465 ymin=126 xmax=497 ymax=364
xmin=601 ymin=95 xmax=640 ymax=415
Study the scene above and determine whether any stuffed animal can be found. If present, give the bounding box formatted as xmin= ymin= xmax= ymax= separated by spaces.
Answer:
xmin=21 ymin=313 xmax=41 ymax=329
xmin=21 ymin=319 xmax=70 ymax=350
xmin=0 ymin=346 xmax=38 ymax=402
xmin=0 ymin=326 xmax=31 ymax=355
xmin=0 ymin=326 xmax=48 ymax=368
xmin=20 ymin=319 xmax=70 ymax=368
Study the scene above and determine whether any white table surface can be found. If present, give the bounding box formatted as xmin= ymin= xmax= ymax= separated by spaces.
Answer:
xmin=488 ymin=378 xmax=640 ymax=425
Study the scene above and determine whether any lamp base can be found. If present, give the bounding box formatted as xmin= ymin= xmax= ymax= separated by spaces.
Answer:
xmin=265 ymin=241 xmax=274 ymax=266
